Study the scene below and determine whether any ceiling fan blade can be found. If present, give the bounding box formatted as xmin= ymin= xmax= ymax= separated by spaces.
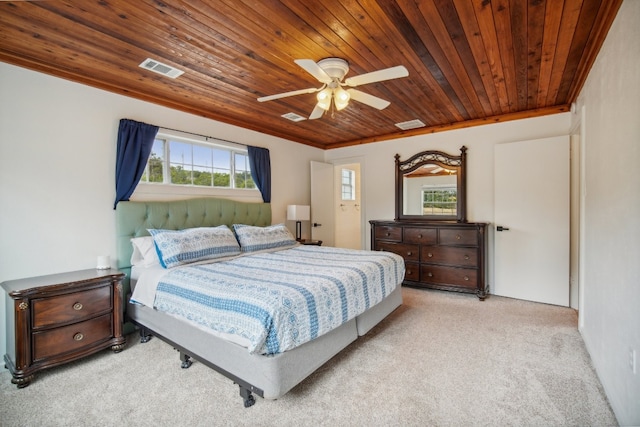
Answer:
xmin=294 ymin=59 xmax=333 ymax=84
xmin=347 ymin=89 xmax=391 ymax=110
xmin=257 ymin=87 xmax=318 ymax=102
xmin=309 ymin=103 xmax=325 ymax=120
xmin=344 ymin=65 xmax=408 ymax=87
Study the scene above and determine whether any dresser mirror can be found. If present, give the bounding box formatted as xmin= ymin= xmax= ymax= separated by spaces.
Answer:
xmin=395 ymin=146 xmax=467 ymax=222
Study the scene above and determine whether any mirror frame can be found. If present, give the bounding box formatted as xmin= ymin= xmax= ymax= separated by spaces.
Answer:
xmin=395 ymin=146 xmax=467 ymax=222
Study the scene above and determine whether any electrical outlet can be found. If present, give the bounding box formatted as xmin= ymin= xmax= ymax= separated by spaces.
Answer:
xmin=630 ymin=349 xmax=637 ymax=375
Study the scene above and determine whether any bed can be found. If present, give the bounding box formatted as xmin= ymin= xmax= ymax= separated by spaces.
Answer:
xmin=115 ymin=197 xmax=403 ymax=406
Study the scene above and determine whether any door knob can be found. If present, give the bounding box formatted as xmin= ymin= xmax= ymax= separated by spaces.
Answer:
xmin=496 ymin=226 xmax=510 ymax=232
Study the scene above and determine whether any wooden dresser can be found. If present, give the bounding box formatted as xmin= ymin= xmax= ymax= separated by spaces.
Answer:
xmin=370 ymin=220 xmax=488 ymax=299
xmin=2 ymin=269 xmax=126 ymax=388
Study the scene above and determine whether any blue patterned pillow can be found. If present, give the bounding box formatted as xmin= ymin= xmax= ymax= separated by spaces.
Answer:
xmin=148 ymin=226 xmax=241 ymax=268
xmin=233 ymin=223 xmax=297 ymax=252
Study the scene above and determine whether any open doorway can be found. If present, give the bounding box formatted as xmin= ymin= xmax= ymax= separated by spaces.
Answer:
xmin=334 ymin=162 xmax=362 ymax=249
xmin=311 ymin=158 xmax=364 ymax=249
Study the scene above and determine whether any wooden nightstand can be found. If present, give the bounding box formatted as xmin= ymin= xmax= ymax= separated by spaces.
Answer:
xmin=2 ymin=269 xmax=126 ymax=388
xmin=298 ymin=239 xmax=323 ymax=246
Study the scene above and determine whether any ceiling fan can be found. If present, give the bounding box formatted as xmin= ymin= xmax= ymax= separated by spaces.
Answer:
xmin=257 ymin=58 xmax=409 ymax=120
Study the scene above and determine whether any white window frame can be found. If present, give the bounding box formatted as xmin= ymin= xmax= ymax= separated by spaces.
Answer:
xmin=134 ymin=129 xmax=261 ymax=201
xmin=421 ymin=185 xmax=457 ymax=216
xmin=341 ymin=168 xmax=356 ymax=201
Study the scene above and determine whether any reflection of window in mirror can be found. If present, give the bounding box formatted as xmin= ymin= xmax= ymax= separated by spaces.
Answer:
xmin=404 ymin=165 xmax=457 ymax=216
xmin=341 ymin=168 xmax=355 ymax=201
xmin=422 ymin=186 xmax=457 ymax=215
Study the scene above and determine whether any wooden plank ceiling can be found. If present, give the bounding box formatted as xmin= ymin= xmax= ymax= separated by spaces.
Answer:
xmin=0 ymin=0 xmax=621 ymax=150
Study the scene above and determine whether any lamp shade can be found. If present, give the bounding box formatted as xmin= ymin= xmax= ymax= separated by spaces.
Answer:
xmin=287 ymin=205 xmax=310 ymax=221
xmin=316 ymin=88 xmax=332 ymax=111
xmin=334 ymin=87 xmax=350 ymax=110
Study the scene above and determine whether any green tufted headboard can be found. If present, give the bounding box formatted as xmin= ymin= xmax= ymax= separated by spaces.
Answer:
xmin=115 ymin=197 xmax=272 ymax=332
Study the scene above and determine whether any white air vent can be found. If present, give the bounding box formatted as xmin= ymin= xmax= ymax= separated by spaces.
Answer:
xmin=139 ymin=58 xmax=184 ymax=79
xmin=281 ymin=112 xmax=307 ymax=122
xmin=395 ymin=119 xmax=426 ymax=130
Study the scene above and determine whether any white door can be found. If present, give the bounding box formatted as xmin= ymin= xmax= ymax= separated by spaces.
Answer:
xmin=494 ymin=136 xmax=570 ymax=306
xmin=311 ymin=161 xmax=335 ymax=246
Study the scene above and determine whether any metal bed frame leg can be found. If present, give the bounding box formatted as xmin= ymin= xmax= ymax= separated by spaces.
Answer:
xmin=179 ymin=352 xmax=193 ymax=369
xmin=239 ymin=385 xmax=255 ymax=407
xmin=139 ymin=327 xmax=152 ymax=343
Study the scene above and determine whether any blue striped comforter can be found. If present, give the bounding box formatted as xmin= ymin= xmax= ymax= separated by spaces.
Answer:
xmin=152 ymin=245 xmax=405 ymax=355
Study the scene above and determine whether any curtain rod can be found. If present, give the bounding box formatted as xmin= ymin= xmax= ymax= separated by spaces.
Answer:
xmin=158 ymin=125 xmax=247 ymax=148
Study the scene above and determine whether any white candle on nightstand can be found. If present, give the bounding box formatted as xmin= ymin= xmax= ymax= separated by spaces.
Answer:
xmin=96 ymin=255 xmax=111 ymax=270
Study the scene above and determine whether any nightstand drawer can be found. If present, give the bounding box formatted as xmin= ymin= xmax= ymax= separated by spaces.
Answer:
xmin=32 ymin=284 xmax=112 ymax=328
xmin=32 ymin=313 xmax=113 ymax=361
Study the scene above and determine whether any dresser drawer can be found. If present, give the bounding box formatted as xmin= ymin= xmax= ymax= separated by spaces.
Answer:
xmin=374 ymin=226 xmax=402 ymax=242
xmin=403 ymin=227 xmax=437 ymax=245
xmin=375 ymin=241 xmax=419 ymax=262
xmin=32 ymin=284 xmax=112 ymax=329
xmin=420 ymin=264 xmax=477 ymax=289
xmin=421 ymin=246 xmax=478 ymax=268
xmin=403 ymin=261 xmax=419 ymax=282
xmin=32 ymin=313 xmax=113 ymax=362
xmin=439 ymin=228 xmax=478 ymax=246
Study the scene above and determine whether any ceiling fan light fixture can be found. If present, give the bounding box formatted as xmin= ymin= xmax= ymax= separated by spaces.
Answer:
xmin=259 ymin=58 xmax=408 ymax=119
xmin=334 ymin=87 xmax=350 ymax=110
xmin=317 ymin=88 xmax=332 ymax=110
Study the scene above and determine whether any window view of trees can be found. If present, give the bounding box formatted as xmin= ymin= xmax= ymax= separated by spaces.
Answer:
xmin=422 ymin=188 xmax=457 ymax=215
xmin=140 ymin=137 xmax=255 ymax=189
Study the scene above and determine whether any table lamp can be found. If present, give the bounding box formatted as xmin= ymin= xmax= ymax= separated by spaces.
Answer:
xmin=287 ymin=205 xmax=310 ymax=241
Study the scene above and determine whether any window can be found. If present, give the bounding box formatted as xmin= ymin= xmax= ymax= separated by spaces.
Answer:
xmin=341 ymin=168 xmax=356 ymax=201
xmin=140 ymin=132 xmax=255 ymax=190
xmin=421 ymin=186 xmax=457 ymax=215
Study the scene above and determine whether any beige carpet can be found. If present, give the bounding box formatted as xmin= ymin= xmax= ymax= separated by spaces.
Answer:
xmin=1 ymin=287 xmax=617 ymax=426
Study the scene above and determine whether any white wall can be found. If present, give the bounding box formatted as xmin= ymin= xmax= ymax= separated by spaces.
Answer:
xmin=572 ymin=1 xmax=640 ymax=424
xmin=0 ymin=63 xmax=323 ymax=369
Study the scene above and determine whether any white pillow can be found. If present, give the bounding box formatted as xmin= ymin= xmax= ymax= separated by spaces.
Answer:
xmin=149 ymin=226 xmax=241 ymax=269
xmin=233 ymin=223 xmax=297 ymax=252
xmin=130 ymin=236 xmax=160 ymax=267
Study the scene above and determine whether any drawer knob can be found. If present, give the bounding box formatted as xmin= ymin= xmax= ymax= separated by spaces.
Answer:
xmin=464 ymin=276 xmax=469 ymax=281
xmin=407 ymin=251 xmax=412 ymax=256
xmin=73 ymin=333 xmax=84 ymax=341
xmin=386 ymin=232 xmax=391 ymax=236
xmin=464 ymin=255 xmax=470 ymax=260
xmin=456 ymin=235 xmax=461 ymax=240
xmin=427 ymin=272 xmax=433 ymax=277
xmin=427 ymin=253 xmax=433 ymax=258
xmin=418 ymin=234 xmax=422 ymax=239
xmin=73 ymin=302 xmax=83 ymax=311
